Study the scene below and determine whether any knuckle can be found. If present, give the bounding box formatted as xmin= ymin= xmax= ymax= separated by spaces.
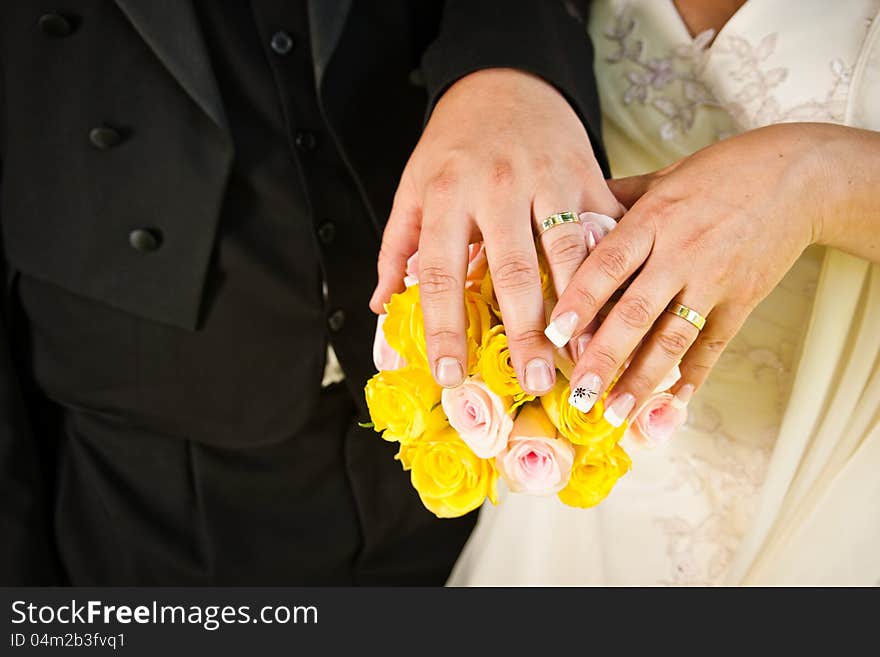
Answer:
xmin=425 ymin=168 xmax=459 ymax=198
xmin=424 ymin=328 xmax=460 ymax=343
xmin=698 ymin=336 xmax=729 ymax=355
xmin=544 ymin=232 xmax=587 ymax=266
xmin=616 ymin=294 xmax=655 ymax=330
xmin=625 ymin=370 xmax=656 ymax=395
xmin=687 ymin=361 xmax=713 ymax=376
xmin=487 ymin=158 xmax=516 ymax=189
xmin=506 ymin=327 xmax=549 ymax=351
xmin=585 ymin=344 xmax=619 ymax=377
xmin=570 ymin=282 xmax=601 ymax=313
xmin=655 ymin=328 xmax=693 ymax=359
xmin=492 ymin=252 xmax=539 ymax=292
xmin=418 ymin=265 xmax=458 ymax=297
xmin=596 ymin=244 xmax=631 ymax=281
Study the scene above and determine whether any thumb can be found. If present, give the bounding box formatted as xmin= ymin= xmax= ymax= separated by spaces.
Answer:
xmin=369 ymin=184 xmax=421 ymax=314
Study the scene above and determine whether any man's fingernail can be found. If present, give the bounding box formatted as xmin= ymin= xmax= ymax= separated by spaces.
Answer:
xmin=671 ymin=384 xmax=695 ymax=410
xmin=575 ymin=333 xmax=593 ymax=360
xmin=524 ymin=358 xmax=554 ymax=394
xmin=544 ymin=311 xmax=579 ymax=348
xmin=435 ymin=357 xmax=464 ymax=388
xmin=568 ymin=372 xmax=602 ymax=412
xmin=604 ymin=392 xmax=636 ymax=427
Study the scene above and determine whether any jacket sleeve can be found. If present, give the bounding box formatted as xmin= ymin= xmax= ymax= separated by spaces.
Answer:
xmin=0 ymin=174 xmax=62 ymax=584
xmin=420 ymin=0 xmax=609 ymax=174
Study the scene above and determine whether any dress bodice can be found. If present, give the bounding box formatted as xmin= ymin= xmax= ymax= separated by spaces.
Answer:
xmin=590 ymin=0 xmax=878 ymax=176
xmin=448 ymin=0 xmax=879 ymax=586
xmin=583 ymin=0 xmax=878 ymax=584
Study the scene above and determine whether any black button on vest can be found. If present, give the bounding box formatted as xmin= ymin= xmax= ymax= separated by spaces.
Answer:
xmin=39 ymin=13 xmax=77 ymax=38
xmin=270 ymin=31 xmax=294 ymax=55
xmin=294 ymin=130 xmax=317 ymax=152
xmin=129 ymin=228 xmax=163 ymax=253
xmin=317 ymin=221 xmax=336 ymax=245
xmin=89 ymin=126 xmax=124 ymax=150
xmin=327 ymin=309 xmax=345 ymax=332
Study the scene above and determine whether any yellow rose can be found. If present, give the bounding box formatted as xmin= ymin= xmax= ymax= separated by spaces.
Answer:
xmin=558 ymin=443 xmax=631 ymax=509
xmin=384 ymin=284 xmax=492 ymax=373
xmin=382 ymin=285 xmax=429 ymax=370
xmin=406 ymin=426 xmax=499 ymax=518
xmin=477 ymin=325 xmax=534 ymax=410
xmin=540 ymin=377 xmax=625 ymax=453
xmin=365 ymin=367 xmax=445 ymax=443
xmin=464 ymin=290 xmax=496 ymax=370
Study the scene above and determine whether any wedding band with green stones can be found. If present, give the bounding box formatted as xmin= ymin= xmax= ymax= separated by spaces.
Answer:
xmin=665 ymin=302 xmax=707 ymax=331
xmin=539 ymin=211 xmax=581 ymax=235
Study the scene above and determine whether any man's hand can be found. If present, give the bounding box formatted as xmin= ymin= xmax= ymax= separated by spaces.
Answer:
xmin=370 ymin=68 xmax=619 ymax=393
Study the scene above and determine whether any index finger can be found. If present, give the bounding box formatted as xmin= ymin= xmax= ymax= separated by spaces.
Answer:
xmin=544 ymin=214 xmax=655 ymax=349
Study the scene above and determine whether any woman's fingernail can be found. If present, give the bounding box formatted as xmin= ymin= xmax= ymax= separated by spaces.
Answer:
xmin=524 ymin=358 xmax=554 ymax=394
xmin=671 ymin=384 xmax=695 ymax=410
xmin=435 ymin=357 xmax=464 ymax=388
xmin=544 ymin=311 xmax=579 ymax=348
xmin=575 ymin=333 xmax=593 ymax=360
xmin=568 ymin=373 xmax=602 ymax=412
xmin=604 ymin=393 xmax=636 ymax=427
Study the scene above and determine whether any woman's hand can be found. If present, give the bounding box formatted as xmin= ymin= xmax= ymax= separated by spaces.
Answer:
xmin=548 ymin=122 xmax=878 ymax=425
xmin=370 ymin=68 xmax=620 ymax=394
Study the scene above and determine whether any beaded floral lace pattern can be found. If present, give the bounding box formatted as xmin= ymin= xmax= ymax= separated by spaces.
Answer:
xmin=604 ymin=10 xmax=720 ymax=140
xmin=713 ymin=33 xmax=854 ymax=128
xmin=603 ymin=3 xmax=866 ymax=140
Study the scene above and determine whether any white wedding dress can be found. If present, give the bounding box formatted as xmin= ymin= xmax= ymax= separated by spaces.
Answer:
xmin=449 ymin=0 xmax=880 ymax=586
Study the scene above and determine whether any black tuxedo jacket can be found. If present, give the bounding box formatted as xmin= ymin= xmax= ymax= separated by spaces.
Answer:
xmin=0 ymin=0 xmax=605 ymax=583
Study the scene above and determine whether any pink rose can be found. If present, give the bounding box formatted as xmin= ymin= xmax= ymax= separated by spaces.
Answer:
xmin=372 ymin=313 xmax=406 ymax=371
xmin=629 ymin=392 xmax=688 ymax=448
xmin=579 ymin=211 xmax=618 ymax=252
xmin=495 ymin=404 xmax=575 ymax=495
xmin=404 ymin=243 xmax=488 ymax=288
xmin=441 ymin=376 xmax=513 ymax=458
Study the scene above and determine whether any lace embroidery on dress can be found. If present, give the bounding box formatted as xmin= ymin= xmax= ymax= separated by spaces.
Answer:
xmin=651 ymin=327 xmax=797 ymax=585
xmin=655 ymin=403 xmax=775 ymax=586
xmin=604 ymin=7 xmax=720 ymax=140
xmin=713 ymin=32 xmax=854 ymax=127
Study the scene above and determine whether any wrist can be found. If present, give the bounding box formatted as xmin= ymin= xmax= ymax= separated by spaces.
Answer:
xmin=806 ymin=124 xmax=879 ymax=249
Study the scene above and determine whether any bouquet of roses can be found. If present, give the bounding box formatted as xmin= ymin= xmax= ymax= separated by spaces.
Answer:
xmin=364 ymin=215 xmax=688 ymax=518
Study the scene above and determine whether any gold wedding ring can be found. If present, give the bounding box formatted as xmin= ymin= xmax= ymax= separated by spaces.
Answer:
xmin=539 ymin=211 xmax=580 ymax=235
xmin=665 ymin=302 xmax=707 ymax=331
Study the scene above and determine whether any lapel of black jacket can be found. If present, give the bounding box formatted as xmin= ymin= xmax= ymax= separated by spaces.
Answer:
xmin=113 ymin=0 xmax=228 ymax=131
xmin=307 ymin=0 xmax=352 ymax=89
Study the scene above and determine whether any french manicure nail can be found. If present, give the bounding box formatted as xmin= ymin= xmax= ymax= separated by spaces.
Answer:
xmin=524 ymin=358 xmax=554 ymax=394
xmin=544 ymin=311 xmax=579 ymax=348
xmin=671 ymin=384 xmax=695 ymax=410
xmin=575 ymin=333 xmax=593 ymax=360
xmin=604 ymin=393 xmax=636 ymax=427
xmin=435 ymin=357 xmax=464 ymax=388
xmin=568 ymin=372 xmax=603 ymax=412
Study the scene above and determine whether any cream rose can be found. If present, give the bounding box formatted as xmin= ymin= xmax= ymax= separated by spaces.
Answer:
xmin=441 ymin=375 xmax=513 ymax=458
xmin=629 ymin=392 xmax=688 ymax=448
xmin=372 ymin=313 xmax=406 ymax=371
xmin=495 ymin=403 xmax=575 ymax=495
xmin=578 ymin=211 xmax=618 ymax=252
